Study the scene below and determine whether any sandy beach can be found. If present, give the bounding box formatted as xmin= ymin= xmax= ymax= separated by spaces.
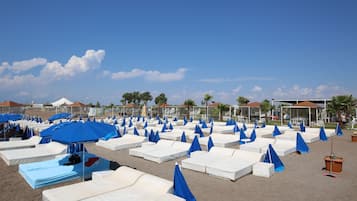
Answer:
xmin=1 ymin=130 xmax=357 ymax=201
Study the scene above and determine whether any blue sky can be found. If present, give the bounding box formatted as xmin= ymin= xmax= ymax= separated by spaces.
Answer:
xmin=1 ymin=0 xmax=356 ymax=105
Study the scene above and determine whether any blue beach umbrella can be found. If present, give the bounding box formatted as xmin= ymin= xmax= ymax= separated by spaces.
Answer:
xmin=335 ymin=123 xmax=343 ymax=136
xmin=173 ymin=163 xmax=196 ymax=201
xmin=300 ymin=122 xmax=306 ymax=132
xmin=319 ymin=127 xmax=328 ymax=141
xmin=181 ymin=132 xmax=187 ymax=142
xmin=188 ymin=135 xmax=201 ymax=156
xmin=264 ymin=144 xmax=285 ymax=172
xmin=273 ymin=125 xmax=282 ymax=137
xmin=296 ymin=133 xmax=309 ymax=154
xmin=134 ymin=127 xmax=140 ymax=136
xmin=207 ymin=136 xmax=214 ymax=151
xmin=288 ymin=122 xmax=293 ymax=129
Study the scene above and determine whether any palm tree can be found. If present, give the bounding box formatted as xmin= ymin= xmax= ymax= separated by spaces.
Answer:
xmin=202 ymin=94 xmax=213 ymax=121
xmin=184 ymin=99 xmax=196 ymax=120
xmin=217 ymin=103 xmax=229 ymax=121
xmin=328 ymin=95 xmax=356 ymax=127
xmin=261 ymin=99 xmax=272 ymax=123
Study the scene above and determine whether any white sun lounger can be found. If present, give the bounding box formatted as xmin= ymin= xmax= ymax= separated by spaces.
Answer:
xmin=43 ymin=166 xmax=184 ymax=201
xmin=276 ymin=131 xmax=319 ymax=143
xmin=142 ymin=141 xmax=191 ymax=163
xmin=239 ymin=138 xmax=276 ymax=153
xmin=0 ymin=136 xmax=41 ymax=151
xmin=42 ymin=166 xmax=145 ymax=201
xmin=129 ymin=140 xmax=175 ymax=158
xmin=271 ymin=139 xmax=296 ymax=156
xmin=0 ymin=142 xmax=67 ymax=166
xmin=82 ymin=173 xmax=184 ymax=201
xmin=96 ymin=134 xmax=147 ymax=151
xmin=198 ymin=133 xmax=239 ymax=147
xmin=205 ymin=149 xmax=264 ymax=180
xmin=181 ymin=147 xmax=236 ymax=173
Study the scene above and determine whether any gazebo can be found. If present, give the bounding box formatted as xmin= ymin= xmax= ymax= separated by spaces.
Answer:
xmin=280 ymin=101 xmax=320 ymax=126
xmin=238 ymin=102 xmax=261 ymax=123
xmin=69 ymin=102 xmax=87 ymax=117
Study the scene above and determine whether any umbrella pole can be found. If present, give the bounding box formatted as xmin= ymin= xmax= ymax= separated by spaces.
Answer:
xmin=82 ymin=144 xmax=85 ymax=182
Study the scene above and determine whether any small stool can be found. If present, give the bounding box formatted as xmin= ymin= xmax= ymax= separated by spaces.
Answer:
xmin=253 ymin=162 xmax=274 ymax=178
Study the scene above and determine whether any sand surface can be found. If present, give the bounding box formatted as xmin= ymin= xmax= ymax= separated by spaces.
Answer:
xmin=1 ymin=130 xmax=357 ymax=201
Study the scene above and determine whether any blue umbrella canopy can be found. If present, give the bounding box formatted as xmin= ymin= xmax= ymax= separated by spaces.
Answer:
xmin=296 ymin=133 xmax=309 ymax=154
xmin=41 ymin=121 xmax=116 ymax=144
xmin=48 ymin=113 xmax=71 ymax=122
xmin=181 ymin=131 xmax=187 ymax=142
xmin=319 ymin=127 xmax=328 ymax=141
xmin=264 ymin=144 xmax=284 ymax=172
xmin=173 ymin=163 xmax=196 ymax=201
xmin=273 ymin=125 xmax=282 ymax=136
xmin=207 ymin=136 xmax=214 ymax=151
xmin=300 ymin=122 xmax=306 ymax=132
xmin=335 ymin=123 xmax=343 ymax=136
xmin=188 ymin=135 xmax=201 ymax=156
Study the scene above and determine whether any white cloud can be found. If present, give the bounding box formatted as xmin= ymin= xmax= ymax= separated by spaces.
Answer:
xmin=111 ymin=68 xmax=187 ymax=82
xmin=11 ymin=58 xmax=47 ymax=73
xmin=232 ymin=86 xmax=242 ymax=94
xmin=199 ymin=77 xmax=275 ymax=83
xmin=0 ymin=62 xmax=10 ymax=74
xmin=252 ymin=85 xmax=262 ymax=92
xmin=41 ymin=49 xmax=105 ymax=79
xmin=272 ymin=84 xmax=349 ymax=99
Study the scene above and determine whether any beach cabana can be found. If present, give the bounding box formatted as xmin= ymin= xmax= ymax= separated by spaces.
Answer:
xmin=280 ymin=101 xmax=321 ymax=126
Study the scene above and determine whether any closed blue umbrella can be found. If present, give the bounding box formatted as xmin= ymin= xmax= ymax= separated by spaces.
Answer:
xmin=173 ymin=163 xmax=196 ymax=201
xmin=264 ymin=144 xmax=284 ymax=172
xmin=296 ymin=133 xmax=309 ymax=154
xmin=134 ymin=127 xmax=140 ymax=136
xmin=181 ymin=132 xmax=187 ymax=142
xmin=188 ymin=135 xmax=201 ymax=156
xmin=207 ymin=136 xmax=214 ymax=151
xmin=288 ymin=122 xmax=293 ymax=129
xmin=300 ymin=122 xmax=306 ymax=132
xmin=335 ymin=123 xmax=343 ymax=136
xmin=273 ymin=125 xmax=282 ymax=136
xmin=319 ymin=127 xmax=328 ymax=141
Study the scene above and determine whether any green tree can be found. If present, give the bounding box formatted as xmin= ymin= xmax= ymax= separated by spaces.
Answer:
xmin=140 ymin=91 xmax=153 ymax=105
xmin=95 ymin=101 xmax=101 ymax=108
xmin=155 ymin=93 xmax=168 ymax=117
xmin=328 ymin=95 xmax=356 ymax=127
xmin=184 ymin=99 xmax=196 ymax=119
xmin=236 ymin=96 xmax=250 ymax=105
xmin=154 ymin=93 xmax=167 ymax=105
xmin=202 ymin=94 xmax=213 ymax=121
xmin=217 ymin=103 xmax=230 ymax=121
xmin=261 ymin=99 xmax=272 ymax=123
xmin=132 ymin=91 xmax=141 ymax=105
xmin=122 ymin=92 xmax=133 ymax=104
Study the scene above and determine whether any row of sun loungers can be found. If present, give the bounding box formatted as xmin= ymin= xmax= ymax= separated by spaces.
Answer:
xmin=42 ymin=166 xmax=185 ymax=201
